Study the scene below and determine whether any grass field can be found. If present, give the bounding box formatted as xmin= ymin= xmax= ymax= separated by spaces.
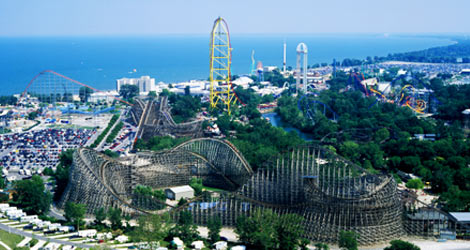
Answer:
xmin=0 ymin=229 xmax=24 ymax=248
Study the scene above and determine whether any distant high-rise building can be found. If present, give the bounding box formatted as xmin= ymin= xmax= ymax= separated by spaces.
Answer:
xmin=116 ymin=76 xmax=155 ymax=94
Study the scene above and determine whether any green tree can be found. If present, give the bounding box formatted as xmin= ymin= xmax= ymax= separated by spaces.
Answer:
xmin=64 ymin=202 xmax=86 ymax=231
xmin=314 ymin=243 xmax=330 ymax=250
xmin=119 ymin=84 xmax=139 ymax=100
xmin=384 ymin=240 xmax=420 ymax=250
xmin=338 ymin=230 xmax=358 ymax=250
xmin=299 ymin=239 xmax=310 ymax=250
xmin=215 ymin=114 xmax=231 ymax=135
xmin=184 ymin=86 xmax=191 ymax=96
xmin=148 ymin=91 xmax=157 ymax=97
xmin=406 ymin=178 xmax=424 ymax=190
xmin=235 ymin=209 xmax=277 ymax=249
xmin=107 ymin=207 xmax=122 ymax=230
xmin=207 ymin=216 xmax=222 ymax=243
xmin=170 ymin=211 xmax=199 ymax=244
xmin=79 ymin=87 xmax=94 ymax=102
xmin=94 ymin=207 xmax=107 ymax=225
xmin=53 ymin=150 xmax=74 ymax=201
xmin=160 ymin=89 xmax=171 ymax=97
xmin=275 ymin=213 xmax=305 ymax=250
xmin=11 ymin=175 xmax=52 ymax=215
xmin=189 ymin=178 xmax=203 ymax=196
xmin=374 ymin=128 xmax=390 ymax=143
xmin=0 ymin=95 xmax=17 ymax=105
xmin=235 ymin=209 xmax=304 ymax=250
xmin=132 ymin=213 xmax=172 ymax=249
xmin=0 ymin=167 xmax=5 ymax=189
xmin=103 ymin=149 xmax=119 ymax=158
xmin=27 ymin=111 xmax=38 ymax=120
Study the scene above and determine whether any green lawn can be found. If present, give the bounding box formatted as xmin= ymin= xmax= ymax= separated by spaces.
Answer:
xmin=0 ymin=229 xmax=24 ymax=248
xmin=202 ymin=185 xmax=225 ymax=192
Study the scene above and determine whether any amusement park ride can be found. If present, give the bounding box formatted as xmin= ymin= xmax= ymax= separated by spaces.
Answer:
xmin=209 ymin=17 xmax=243 ymax=115
xmin=349 ymin=72 xmax=431 ymax=114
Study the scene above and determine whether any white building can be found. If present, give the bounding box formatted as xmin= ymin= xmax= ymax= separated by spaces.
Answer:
xmin=214 ymin=241 xmax=228 ymax=250
xmin=172 ymin=237 xmax=184 ymax=250
xmin=77 ymin=229 xmax=97 ymax=238
xmin=263 ymin=66 xmax=278 ymax=72
xmin=20 ymin=215 xmax=38 ymax=223
xmin=231 ymin=246 xmax=246 ymax=250
xmin=116 ymin=76 xmax=156 ymax=94
xmin=169 ymin=80 xmax=209 ymax=96
xmin=115 ymin=235 xmax=129 ymax=243
xmin=89 ymin=90 xmax=119 ymax=103
xmin=232 ymin=76 xmax=254 ymax=89
xmin=191 ymin=240 xmax=204 ymax=250
xmin=165 ymin=185 xmax=194 ymax=201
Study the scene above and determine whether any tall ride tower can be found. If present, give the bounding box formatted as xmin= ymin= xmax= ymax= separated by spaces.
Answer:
xmin=296 ymin=43 xmax=308 ymax=94
xmin=283 ymin=40 xmax=287 ymax=72
xmin=209 ymin=17 xmax=236 ymax=114
xmin=250 ymin=50 xmax=256 ymax=75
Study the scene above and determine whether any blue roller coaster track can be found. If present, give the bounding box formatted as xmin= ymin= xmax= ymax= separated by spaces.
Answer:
xmin=297 ymin=95 xmax=339 ymax=122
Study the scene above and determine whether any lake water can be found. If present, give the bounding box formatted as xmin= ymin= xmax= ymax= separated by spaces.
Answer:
xmin=0 ymin=34 xmax=453 ymax=95
xmin=262 ymin=112 xmax=314 ymax=141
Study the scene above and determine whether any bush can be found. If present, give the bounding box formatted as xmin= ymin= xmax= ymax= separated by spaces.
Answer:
xmin=90 ymin=114 xmax=119 ymax=148
xmin=406 ymin=178 xmax=424 ymax=190
xmin=384 ymin=240 xmax=420 ymax=250
xmin=338 ymin=230 xmax=358 ymax=250
xmin=189 ymin=178 xmax=203 ymax=196
xmin=105 ymin=121 xmax=123 ymax=143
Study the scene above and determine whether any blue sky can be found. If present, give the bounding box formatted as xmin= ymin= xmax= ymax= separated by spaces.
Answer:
xmin=1 ymin=0 xmax=469 ymax=36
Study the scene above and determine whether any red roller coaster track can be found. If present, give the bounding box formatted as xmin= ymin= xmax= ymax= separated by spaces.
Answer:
xmin=20 ymin=70 xmax=133 ymax=106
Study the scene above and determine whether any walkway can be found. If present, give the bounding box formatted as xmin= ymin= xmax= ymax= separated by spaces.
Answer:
xmin=16 ymin=237 xmax=31 ymax=247
xmin=0 ymin=241 xmax=11 ymax=250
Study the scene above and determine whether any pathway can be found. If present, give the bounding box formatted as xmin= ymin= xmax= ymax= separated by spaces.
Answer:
xmin=0 ymin=241 xmax=11 ymax=250
xmin=16 ymin=237 xmax=31 ymax=247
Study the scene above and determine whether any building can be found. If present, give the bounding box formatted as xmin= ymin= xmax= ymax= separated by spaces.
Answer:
xmin=77 ymin=229 xmax=97 ymax=238
xmin=89 ymin=90 xmax=119 ymax=103
xmin=449 ymin=212 xmax=470 ymax=239
xmin=116 ymin=76 xmax=155 ymax=94
xmin=263 ymin=66 xmax=278 ymax=72
xmin=460 ymin=69 xmax=470 ymax=75
xmin=169 ymin=80 xmax=209 ymax=96
xmin=361 ymin=78 xmax=378 ymax=87
xmin=232 ymin=76 xmax=254 ymax=89
xmin=191 ymin=241 xmax=205 ymax=250
xmin=171 ymin=237 xmax=184 ymax=250
xmin=214 ymin=241 xmax=228 ymax=250
xmin=165 ymin=185 xmax=194 ymax=200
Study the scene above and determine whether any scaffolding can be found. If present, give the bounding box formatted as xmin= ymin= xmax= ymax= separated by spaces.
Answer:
xmin=129 ymin=96 xmax=203 ymax=141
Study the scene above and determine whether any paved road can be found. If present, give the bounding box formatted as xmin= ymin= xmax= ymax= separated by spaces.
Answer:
xmin=48 ymin=204 xmax=66 ymax=221
xmin=0 ymin=223 xmax=94 ymax=249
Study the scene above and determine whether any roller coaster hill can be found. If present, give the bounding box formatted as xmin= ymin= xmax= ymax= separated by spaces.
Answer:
xmin=59 ymin=129 xmax=470 ymax=245
xmin=18 ymin=70 xmax=131 ymax=116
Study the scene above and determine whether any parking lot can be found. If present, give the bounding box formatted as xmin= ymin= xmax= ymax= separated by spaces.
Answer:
xmin=0 ymin=128 xmax=95 ymax=180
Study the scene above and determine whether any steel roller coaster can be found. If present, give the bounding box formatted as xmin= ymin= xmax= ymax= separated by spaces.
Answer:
xmin=209 ymin=17 xmax=244 ymax=114
xmin=297 ymin=94 xmax=339 ymax=122
xmin=350 ymin=72 xmax=431 ymax=113
xmin=20 ymin=70 xmax=132 ymax=106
